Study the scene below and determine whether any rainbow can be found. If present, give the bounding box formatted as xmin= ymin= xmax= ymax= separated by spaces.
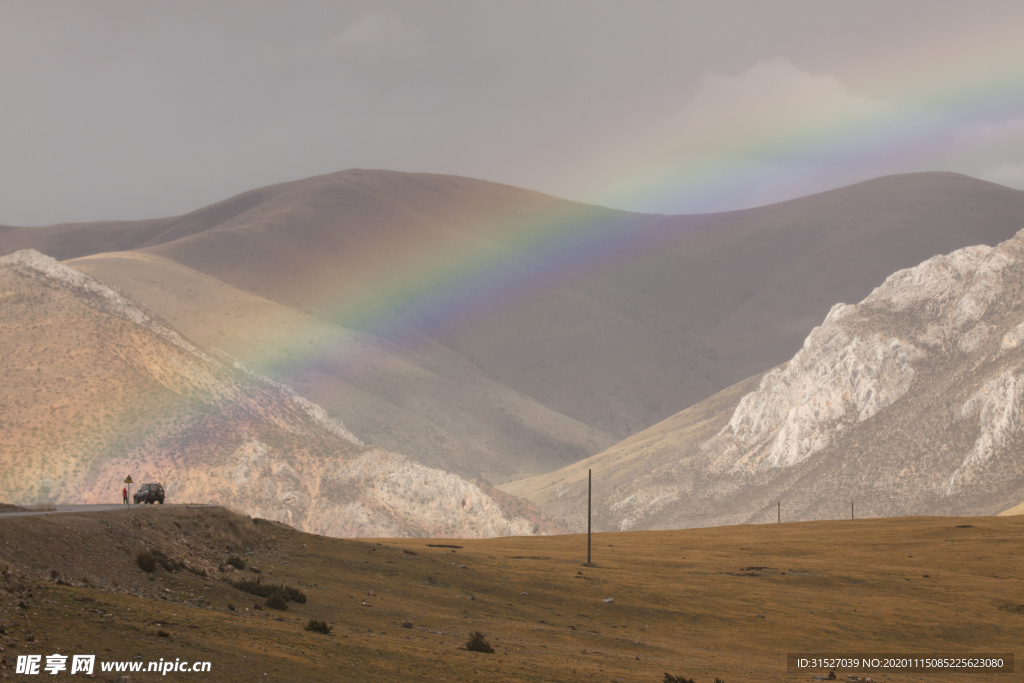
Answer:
xmin=19 ymin=36 xmax=1024 ymax=503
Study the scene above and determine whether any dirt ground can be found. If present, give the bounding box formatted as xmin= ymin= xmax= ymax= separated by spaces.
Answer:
xmin=0 ymin=507 xmax=1021 ymax=682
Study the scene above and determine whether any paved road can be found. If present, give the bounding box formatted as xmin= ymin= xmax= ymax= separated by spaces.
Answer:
xmin=0 ymin=503 xmax=216 ymax=518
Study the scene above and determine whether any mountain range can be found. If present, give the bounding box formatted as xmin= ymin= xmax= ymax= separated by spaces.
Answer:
xmin=3 ymin=169 xmax=1024 ymax=534
xmin=4 ymin=169 xmax=1024 ymax=486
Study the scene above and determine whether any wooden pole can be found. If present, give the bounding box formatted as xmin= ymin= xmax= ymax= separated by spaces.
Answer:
xmin=851 ymin=501 xmax=854 ymax=520
xmin=587 ymin=469 xmax=592 ymax=566
xmin=777 ymin=501 xmax=780 ymax=523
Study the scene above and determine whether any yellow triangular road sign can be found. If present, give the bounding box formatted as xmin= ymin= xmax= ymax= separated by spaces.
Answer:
xmin=124 ymin=475 xmax=133 ymax=484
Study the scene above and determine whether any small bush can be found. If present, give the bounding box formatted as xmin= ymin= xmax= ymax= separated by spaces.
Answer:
xmin=304 ymin=619 xmax=332 ymax=634
xmin=664 ymin=675 xmax=696 ymax=683
xmin=145 ymin=549 xmax=185 ymax=573
xmin=136 ymin=551 xmax=158 ymax=573
xmin=226 ymin=556 xmax=245 ymax=570
xmin=465 ymin=631 xmax=494 ymax=653
xmin=231 ymin=578 xmax=307 ymax=604
xmin=187 ymin=566 xmax=207 ymax=578
xmin=264 ymin=593 xmax=288 ymax=611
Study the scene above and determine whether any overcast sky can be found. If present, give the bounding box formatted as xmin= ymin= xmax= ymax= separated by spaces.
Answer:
xmin=3 ymin=1 xmax=1024 ymax=225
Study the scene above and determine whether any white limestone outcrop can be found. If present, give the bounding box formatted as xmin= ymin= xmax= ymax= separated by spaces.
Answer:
xmin=704 ymin=231 xmax=1020 ymax=474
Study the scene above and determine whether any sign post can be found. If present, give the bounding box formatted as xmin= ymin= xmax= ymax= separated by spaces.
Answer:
xmin=124 ymin=475 xmax=133 ymax=507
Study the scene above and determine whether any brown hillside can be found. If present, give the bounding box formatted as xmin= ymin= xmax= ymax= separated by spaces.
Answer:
xmin=0 ymin=507 xmax=1021 ymax=682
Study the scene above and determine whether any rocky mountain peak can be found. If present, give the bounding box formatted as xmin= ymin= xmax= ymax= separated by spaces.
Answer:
xmin=704 ymin=228 xmax=1024 ymax=494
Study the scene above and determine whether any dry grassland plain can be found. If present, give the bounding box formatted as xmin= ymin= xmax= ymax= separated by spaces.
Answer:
xmin=0 ymin=507 xmax=1021 ymax=682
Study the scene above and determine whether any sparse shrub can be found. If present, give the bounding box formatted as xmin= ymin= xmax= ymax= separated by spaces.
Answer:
xmin=465 ymin=631 xmax=493 ymax=653
xmin=226 ymin=556 xmax=245 ymax=570
xmin=265 ymin=592 xmax=288 ymax=611
xmin=663 ymin=674 xmax=696 ymax=683
xmin=231 ymin=578 xmax=306 ymax=604
xmin=149 ymin=549 xmax=184 ymax=572
xmin=136 ymin=551 xmax=158 ymax=573
xmin=187 ymin=566 xmax=207 ymax=578
xmin=304 ymin=619 xmax=331 ymax=634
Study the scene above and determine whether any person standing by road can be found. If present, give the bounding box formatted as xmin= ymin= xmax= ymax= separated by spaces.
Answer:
xmin=122 ymin=486 xmax=129 ymax=506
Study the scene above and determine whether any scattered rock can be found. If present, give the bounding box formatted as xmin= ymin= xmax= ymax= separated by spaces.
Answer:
xmin=157 ymin=630 xmax=170 ymax=638
xmin=602 ymin=598 xmax=613 ymax=603
xmin=401 ymin=621 xmax=413 ymax=629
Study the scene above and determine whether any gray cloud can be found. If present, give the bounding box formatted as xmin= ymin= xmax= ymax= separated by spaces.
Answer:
xmin=1 ymin=1 xmax=1023 ymax=225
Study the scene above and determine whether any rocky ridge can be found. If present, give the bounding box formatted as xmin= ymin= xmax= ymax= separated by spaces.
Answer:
xmin=703 ymin=237 xmax=1022 ymax=489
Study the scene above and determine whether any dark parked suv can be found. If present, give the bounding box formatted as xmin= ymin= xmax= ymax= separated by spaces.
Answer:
xmin=134 ymin=483 xmax=165 ymax=505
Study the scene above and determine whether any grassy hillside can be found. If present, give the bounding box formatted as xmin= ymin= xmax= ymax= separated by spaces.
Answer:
xmin=0 ymin=506 xmax=1021 ymax=682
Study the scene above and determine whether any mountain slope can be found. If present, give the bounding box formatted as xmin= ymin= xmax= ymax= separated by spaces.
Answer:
xmin=504 ymin=228 xmax=1024 ymax=530
xmin=0 ymin=250 xmax=563 ymax=537
xmin=65 ymin=250 xmax=614 ymax=482
xmin=6 ymin=170 xmax=1024 ymax=482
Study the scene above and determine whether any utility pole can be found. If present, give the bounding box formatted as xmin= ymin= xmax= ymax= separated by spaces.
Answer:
xmin=777 ymin=501 xmax=781 ymax=524
xmin=586 ymin=469 xmax=593 ymax=566
xmin=851 ymin=501 xmax=854 ymax=520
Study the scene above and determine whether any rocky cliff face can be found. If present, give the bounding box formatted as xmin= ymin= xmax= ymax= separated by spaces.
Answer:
xmin=0 ymin=250 xmax=563 ymax=537
xmin=703 ymin=236 xmax=1023 ymax=489
xmin=506 ymin=228 xmax=1024 ymax=530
